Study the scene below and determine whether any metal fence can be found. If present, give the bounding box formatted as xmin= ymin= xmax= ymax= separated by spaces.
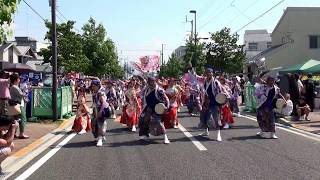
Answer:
xmin=31 ymin=86 xmax=73 ymax=119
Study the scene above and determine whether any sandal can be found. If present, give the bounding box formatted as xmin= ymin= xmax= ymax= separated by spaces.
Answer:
xmin=18 ymin=135 xmax=30 ymax=139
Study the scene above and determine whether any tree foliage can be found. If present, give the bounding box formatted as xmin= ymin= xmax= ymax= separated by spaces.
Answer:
xmin=39 ymin=18 xmax=124 ymax=78
xmin=183 ymin=40 xmax=206 ymax=75
xmin=0 ymin=0 xmax=20 ymax=43
xmin=205 ymin=27 xmax=245 ymax=73
xmin=159 ymin=53 xmax=183 ymax=78
xmin=82 ymin=18 xmax=124 ymax=78
xmin=39 ymin=21 xmax=90 ymax=73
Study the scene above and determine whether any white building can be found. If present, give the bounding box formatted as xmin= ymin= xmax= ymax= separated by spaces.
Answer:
xmin=174 ymin=46 xmax=187 ymax=61
xmin=243 ymin=29 xmax=271 ymax=74
xmin=0 ymin=43 xmax=20 ymax=64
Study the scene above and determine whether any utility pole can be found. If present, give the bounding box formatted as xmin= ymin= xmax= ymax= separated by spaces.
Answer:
xmin=161 ymin=44 xmax=164 ymax=65
xmin=185 ymin=16 xmax=193 ymax=40
xmin=50 ymin=0 xmax=58 ymax=121
xmin=190 ymin=10 xmax=197 ymax=67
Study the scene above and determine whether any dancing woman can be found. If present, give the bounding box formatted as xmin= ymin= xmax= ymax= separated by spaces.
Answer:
xmin=91 ymin=80 xmax=111 ymax=147
xmin=219 ymin=77 xmax=235 ymax=129
xmin=72 ymin=83 xmax=91 ymax=134
xmin=162 ymin=79 xmax=179 ymax=129
xmin=120 ymin=79 xmax=140 ymax=132
xmin=255 ymin=76 xmax=281 ymax=139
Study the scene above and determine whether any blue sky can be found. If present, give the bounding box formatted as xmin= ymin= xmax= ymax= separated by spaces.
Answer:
xmin=12 ymin=0 xmax=320 ymax=63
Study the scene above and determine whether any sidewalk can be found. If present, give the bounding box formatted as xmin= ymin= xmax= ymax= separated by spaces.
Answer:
xmin=278 ymin=110 xmax=320 ymax=135
xmin=12 ymin=121 xmax=61 ymax=154
xmin=240 ymin=106 xmax=320 ymax=135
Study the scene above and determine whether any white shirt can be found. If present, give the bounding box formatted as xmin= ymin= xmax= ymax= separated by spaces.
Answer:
xmin=297 ymin=80 xmax=304 ymax=93
xmin=282 ymin=100 xmax=293 ymax=116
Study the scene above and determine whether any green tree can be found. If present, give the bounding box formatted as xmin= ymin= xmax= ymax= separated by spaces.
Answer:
xmin=39 ymin=21 xmax=90 ymax=73
xmin=205 ymin=27 xmax=245 ymax=73
xmin=159 ymin=53 xmax=183 ymax=78
xmin=82 ymin=17 xmax=124 ymax=78
xmin=183 ymin=40 xmax=206 ymax=75
xmin=0 ymin=0 xmax=20 ymax=43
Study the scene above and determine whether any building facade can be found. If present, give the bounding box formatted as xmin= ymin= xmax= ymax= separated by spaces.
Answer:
xmin=247 ymin=7 xmax=320 ymax=73
xmin=174 ymin=46 xmax=187 ymax=61
xmin=243 ymin=29 xmax=271 ymax=75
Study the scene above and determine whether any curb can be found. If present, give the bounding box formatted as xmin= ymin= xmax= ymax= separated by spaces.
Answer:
xmin=3 ymin=116 xmax=75 ymax=170
xmin=276 ymin=117 xmax=293 ymax=127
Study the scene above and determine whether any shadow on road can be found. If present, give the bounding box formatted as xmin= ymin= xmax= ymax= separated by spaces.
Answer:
xmin=228 ymin=135 xmax=264 ymax=141
xmin=62 ymin=141 xmax=97 ymax=148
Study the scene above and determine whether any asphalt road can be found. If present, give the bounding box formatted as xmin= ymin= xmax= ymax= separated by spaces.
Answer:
xmin=10 ymin=108 xmax=320 ymax=180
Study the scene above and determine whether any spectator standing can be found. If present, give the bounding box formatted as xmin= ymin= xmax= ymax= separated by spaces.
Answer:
xmin=0 ymin=71 xmax=10 ymax=116
xmin=303 ymin=73 xmax=315 ymax=112
xmin=288 ymin=73 xmax=300 ymax=117
xmin=295 ymin=74 xmax=304 ymax=95
xmin=9 ymin=74 xmax=29 ymax=139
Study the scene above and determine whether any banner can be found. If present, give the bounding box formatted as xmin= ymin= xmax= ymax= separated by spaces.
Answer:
xmin=130 ymin=55 xmax=160 ymax=74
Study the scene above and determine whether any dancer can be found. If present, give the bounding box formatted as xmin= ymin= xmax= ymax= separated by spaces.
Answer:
xmin=199 ymin=68 xmax=222 ymax=140
xmin=138 ymin=76 xmax=170 ymax=144
xmin=219 ymin=77 xmax=234 ymax=129
xmin=120 ymin=79 xmax=140 ymax=132
xmin=91 ymin=80 xmax=111 ymax=147
xmin=230 ymin=77 xmax=241 ymax=116
xmin=162 ymin=79 xmax=179 ymax=129
xmin=72 ymin=83 xmax=91 ymax=134
xmin=255 ymin=76 xmax=280 ymax=139
xmin=105 ymin=80 xmax=117 ymax=119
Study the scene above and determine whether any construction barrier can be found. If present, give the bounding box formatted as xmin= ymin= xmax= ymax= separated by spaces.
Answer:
xmin=31 ymin=86 xmax=73 ymax=119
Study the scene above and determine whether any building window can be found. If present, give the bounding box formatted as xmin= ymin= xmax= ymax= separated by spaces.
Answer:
xmin=267 ymin=42 xmax=272 ymax=48
xmin=248 ymin=43 xmax=258 ymax=51
xmin=309 ymin=35 xmax=319 ymax=49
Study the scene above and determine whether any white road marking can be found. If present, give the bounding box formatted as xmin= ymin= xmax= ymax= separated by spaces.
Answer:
xmin=241 ymin=115 xmax=320 ymax=142
xmin=15 ymin=133 xmax=77 ymax=180
xmin=178 ymin=124 xmax=208 ymax=151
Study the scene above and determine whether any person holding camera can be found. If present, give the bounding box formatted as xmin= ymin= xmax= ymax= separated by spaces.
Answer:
xmin=0 ymin=117 xmax=18 ymax=174
xmin=0 ymin=71 xmax=10 ymax=116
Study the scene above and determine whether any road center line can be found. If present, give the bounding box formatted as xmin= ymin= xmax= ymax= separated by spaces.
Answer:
xmin=15 ymin=133 xmax=77 ymax=180
xmin=178 ymin=124 xmax=208 ymax=151
xmin=241 ymin=115 xmax=320 ymax=142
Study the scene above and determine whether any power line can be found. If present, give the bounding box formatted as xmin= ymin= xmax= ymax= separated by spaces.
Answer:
xmin=57 ymin=9 xmax=68 ymax=22
xmin=198 ymin=0 xmax=218 ymax=20
xmin=56 ymin=7 xmax=81 ymax=33
xmin=22 ymin=0 xmax=46 ymax=22
xmin=232 ymin=3 xmax=266 ymax=28
xmin=225 ymin=0 xmax=259 ymax=26
xmin=198 ymin=0 xmax=234 ymax=31
xmin=234 ymin=0 xmax=285 ymax=33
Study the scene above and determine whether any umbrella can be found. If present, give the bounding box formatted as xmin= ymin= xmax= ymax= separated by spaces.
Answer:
xmin=304 ymin=64 xmax=320 ymax=74
xmin=3 ymin=63 xmax=36 ymax=73
xmin=280 ymin=59 xmax=320 ymax=73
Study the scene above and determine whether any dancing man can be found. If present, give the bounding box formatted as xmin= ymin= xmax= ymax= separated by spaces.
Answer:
xmin=139 ymin=76 xmax=171 ymax=144
xmin=199 ymin=68 xmax=222 ymax=140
